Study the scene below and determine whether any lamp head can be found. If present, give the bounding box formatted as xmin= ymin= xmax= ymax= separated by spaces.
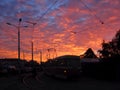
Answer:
xmin=19 ymin=18 xmax=22 ymax=22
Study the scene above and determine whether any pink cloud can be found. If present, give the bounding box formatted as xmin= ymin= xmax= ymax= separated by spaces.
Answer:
xmin=0 ymin=0 xmax=120 ymax=62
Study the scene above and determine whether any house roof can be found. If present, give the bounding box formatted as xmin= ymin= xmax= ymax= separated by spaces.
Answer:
xmin=82 ymin=48 xmax=97 ymax=58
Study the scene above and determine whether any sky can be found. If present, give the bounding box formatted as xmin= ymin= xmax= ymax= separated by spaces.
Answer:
xmin=0 ymin=0 xmax=120 ymax=62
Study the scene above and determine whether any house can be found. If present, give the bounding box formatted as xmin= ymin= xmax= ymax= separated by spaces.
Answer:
xmin=80 ymin=48 xmax=99 ymax=63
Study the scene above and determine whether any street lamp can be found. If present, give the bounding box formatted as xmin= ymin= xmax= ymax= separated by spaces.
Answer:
xmin=6 ymin=18 xmax=22 ymax=73
xmin=7 ymin=18 xmax=22 ymax=62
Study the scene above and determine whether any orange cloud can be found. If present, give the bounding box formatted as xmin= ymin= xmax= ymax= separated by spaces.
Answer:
xmin=0 ymin=0 xmax=120 ymax=63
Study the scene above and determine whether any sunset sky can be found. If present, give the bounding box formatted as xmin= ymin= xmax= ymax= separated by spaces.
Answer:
xmin=0 ymin=0 xmax=120 ymax=62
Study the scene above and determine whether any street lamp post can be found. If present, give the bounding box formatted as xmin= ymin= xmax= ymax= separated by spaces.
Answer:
xmin=18 ymin=18 xmax=22 ymax=61
xmin=6 ymin=18 xmax=22 ymax=62
xmin=6 ymin=18 xmax=29 ymax=74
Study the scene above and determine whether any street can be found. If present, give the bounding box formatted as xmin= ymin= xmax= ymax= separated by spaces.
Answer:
xmin=0 ymin=72 xmax=120 ymax=90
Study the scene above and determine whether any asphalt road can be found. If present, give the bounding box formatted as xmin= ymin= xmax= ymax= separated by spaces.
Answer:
xmin=0 ymin=72 xmax=120 ymax=90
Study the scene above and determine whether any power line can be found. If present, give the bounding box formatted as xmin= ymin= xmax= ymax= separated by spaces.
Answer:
xmin=36 ymin=0 xmax=59 ymax=24
xmin=79 ymin=0 xmax=104 ymax=24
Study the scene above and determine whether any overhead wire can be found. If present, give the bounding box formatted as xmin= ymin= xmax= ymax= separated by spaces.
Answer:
xmin=79 ymin=0 xmax=104 ymax=24
xmin=0 ymin=0 xmax=59 ymax=59
xmin=36 ymin=0 xmax=59 ymax=24
xmin=24 ymin=0 xmax=59 ymax=60
xmin=79 ymin=0 xmax=120 ymax=39
xmin=25 ymin=0 xmax=59 ymax=43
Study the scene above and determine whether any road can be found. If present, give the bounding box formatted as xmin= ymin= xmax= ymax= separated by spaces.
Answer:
xmin=0 ymin=72 xmax=120 ymax=90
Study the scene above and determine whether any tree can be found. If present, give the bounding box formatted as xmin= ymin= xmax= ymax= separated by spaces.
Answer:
xmin=98 ymin=29 xmax=120 ymax=58
xmin=98 ymin=40 xmax=111 ymax=58
xmin=111 ymin=29 xmax=120 ymax=55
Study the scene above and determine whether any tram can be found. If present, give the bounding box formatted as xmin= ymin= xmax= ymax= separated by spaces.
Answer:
xmin=43 ymin=55 xmax=82 ymax=79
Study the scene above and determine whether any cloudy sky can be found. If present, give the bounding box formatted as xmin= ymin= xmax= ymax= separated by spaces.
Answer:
xmin=0 ymin=0 xmax=120 ymax=62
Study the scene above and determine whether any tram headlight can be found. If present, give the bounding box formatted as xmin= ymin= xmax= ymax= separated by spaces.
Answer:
xmin=64 ymin=70 xmax=67 ymax=73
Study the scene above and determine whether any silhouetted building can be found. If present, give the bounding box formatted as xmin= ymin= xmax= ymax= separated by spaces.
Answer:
xmin=80 ymin=48 xmax=99 ymax=63
xmin=0 ymin=58 xmax=27 ymax=69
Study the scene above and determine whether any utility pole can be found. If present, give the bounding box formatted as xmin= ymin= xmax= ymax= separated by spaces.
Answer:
xmin=54 ymin=48 xmax=57 ymax=58
xmin=31 ymin=41 xmax=34 ymax=61
xmin=47 ymin=49 xmax=50 ymax=60
xmin=23 ymin=51 xmax=25 ymax=60
xmin=40 ymin=50 xmax=42 ymax=64
xmin=25 ymin=21 xmax=37 ymax=61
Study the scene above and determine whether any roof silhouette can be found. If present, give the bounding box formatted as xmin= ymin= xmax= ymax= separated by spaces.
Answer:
xmin=83 ymin=48 xmax=97 ymax=58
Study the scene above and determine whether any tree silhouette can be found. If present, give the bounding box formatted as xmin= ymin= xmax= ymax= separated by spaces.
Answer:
xmin=98 ymin=29 xmax=120 ymax=58
xmin=111 ymin=30 xmax=120 ymax=56
xmin=98 ymin=40 xmax=111 ymax=58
